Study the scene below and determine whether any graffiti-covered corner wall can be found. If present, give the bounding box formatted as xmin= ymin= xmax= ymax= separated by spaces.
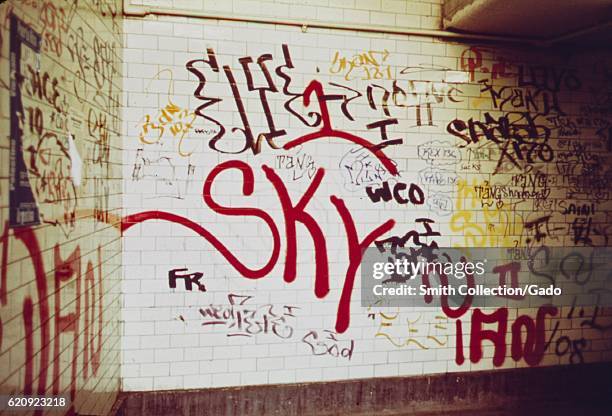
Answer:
xmin=120 ymin=0 xmax=612 ymax=391
xmin=0 ymin=0 xmax=122 ymax=414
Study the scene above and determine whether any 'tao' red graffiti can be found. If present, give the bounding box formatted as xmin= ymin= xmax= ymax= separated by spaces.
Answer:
xmin=434 ymin=264 xmax=559 ymax=367
xmin=0 ymin=222 xmax=104 ymax=412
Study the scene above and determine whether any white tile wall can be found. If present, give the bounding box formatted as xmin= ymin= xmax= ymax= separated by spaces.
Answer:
xmin=121 ymin=0 xmax=612 ymax=391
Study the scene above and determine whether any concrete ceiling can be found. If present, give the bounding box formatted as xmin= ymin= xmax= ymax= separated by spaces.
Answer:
xmin=443 ymin=0 xmax=612 ymax=45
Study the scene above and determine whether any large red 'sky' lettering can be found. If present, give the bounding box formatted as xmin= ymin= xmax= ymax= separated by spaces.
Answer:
xmin=262 ymin=165 xmax=329 ymax=297
xmin=122 ymin=161 xmax=281 ymax=279
xmin=121 ymin=162 xmax=398 ymax=334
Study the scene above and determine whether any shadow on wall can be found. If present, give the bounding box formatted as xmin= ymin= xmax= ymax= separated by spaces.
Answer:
xmin=0 ymin=0 xmax=122 ymax=415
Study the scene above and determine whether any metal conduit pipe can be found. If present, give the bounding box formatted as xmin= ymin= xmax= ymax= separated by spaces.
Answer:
xmin=122 ymin=0 xmax=548 ymax=47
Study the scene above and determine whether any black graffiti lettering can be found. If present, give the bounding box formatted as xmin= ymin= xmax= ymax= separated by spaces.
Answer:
xmin=366 ymin=118 xmax=403 ymax=147
xmin=367 ymin=84 xmax=391 ymax=116
xmin=276 ymin=44 xmax=321 ymax=127
xmin=375 ymin=218 xmax=440 ymax=254
xmin=328 ymin=82 xmax=362 ymax=121
xmin=239 ymin=54 xmax=287 ymax=145
xmin=168 ymin=268 xmax=206 ymax=292
xmin=366 ymin=181 xmax=425 ymax=206
xmin=186 ymin=48 xmax=226 ymax=153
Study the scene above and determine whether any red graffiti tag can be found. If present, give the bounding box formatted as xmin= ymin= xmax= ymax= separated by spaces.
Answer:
xmin=283 ymin=80 xmax=399 ymax=176
xmin=122 ymin=161 xmax=282 ymax=279
xmin=121 ymin=161 xmax=395 ymax=333
xmin=0 ymin=222 xmax=105 ymax=411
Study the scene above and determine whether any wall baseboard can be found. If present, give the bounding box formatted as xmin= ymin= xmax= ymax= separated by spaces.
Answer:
xmin=113 ymin=362 xmax=612 ymax=416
